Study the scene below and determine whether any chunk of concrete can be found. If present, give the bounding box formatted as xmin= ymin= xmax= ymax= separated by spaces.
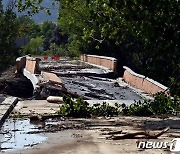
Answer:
xmin=47 ymin=96 xmax=63 ymax=103
xmin=41 ymin=71 xmax=63 ymax=85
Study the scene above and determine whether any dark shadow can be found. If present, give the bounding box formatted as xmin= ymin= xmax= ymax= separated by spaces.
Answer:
xmin=0 ymin=97 xmax=5 ymax=103
xmin=0 ymin=76 xmax=34 ymax=98
xmin=142 ymin=118 xmax=180 ymax=131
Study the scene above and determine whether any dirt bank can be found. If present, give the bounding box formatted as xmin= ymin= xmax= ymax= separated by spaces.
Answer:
xmin=0 ymin=66 xmax=33 ymax=98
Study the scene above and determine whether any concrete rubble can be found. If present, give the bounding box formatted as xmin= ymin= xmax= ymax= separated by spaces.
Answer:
xmin=0 ymin=96 xmax=18 ymax=128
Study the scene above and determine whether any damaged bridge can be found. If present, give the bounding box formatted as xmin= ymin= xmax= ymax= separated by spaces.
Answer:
xmin=16 ymin=55 xmax=146 ymax=102
xmin=0 ymin=54 xmax=168 ymax=128
xmin=16 ymin=56 xmax=66 ymax=98
xmin=16 ymin=54 xmax=167 ymax=101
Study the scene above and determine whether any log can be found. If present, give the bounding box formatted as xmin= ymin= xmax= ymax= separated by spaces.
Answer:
xmin=101 ymin=130 xmax=122 ymax=135
xmin=107 ymin=127 xmax=170 ymax=140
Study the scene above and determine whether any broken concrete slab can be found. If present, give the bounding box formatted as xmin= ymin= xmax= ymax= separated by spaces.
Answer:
xmin=41 ymin=71 xmax=63 ymax=85
xmin=0 ymin=96 xmax=18 ymax=128
xmin=13 ymin=100 xmax=62 ymax=116
xmin=60 ymin=76 xmax=142 ymax=100
xmin=39 ymin=59 xmax=113 ymax=76
xmin=39 ymin=59 xmax=93 ymax=70
xmin=16 ymin=56 xmax=66 ymax=98
xmin=23 ymin=68 xmax=40 ymax=90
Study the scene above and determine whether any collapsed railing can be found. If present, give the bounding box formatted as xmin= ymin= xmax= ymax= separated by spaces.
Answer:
xmin=16 ymin=55 xmax=66 ymax=98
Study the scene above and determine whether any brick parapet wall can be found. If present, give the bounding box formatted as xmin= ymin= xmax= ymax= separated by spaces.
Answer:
xmin=25 ymin=57 xmax=41 ymax=74
xmin=16 ymin=56 xmax=26 ymax=74
xmin=123 ymin=66 xmax=168 ymax=95
xmin=80 ymin=54 xmax=117 ymax=72
xmin=16 ymin=56 xmax=41 ymax=74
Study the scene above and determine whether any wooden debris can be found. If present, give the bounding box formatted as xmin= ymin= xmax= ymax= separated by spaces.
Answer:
xmin=30 ymin=114 xmax=63 ymax=121
xmin=106 ymin=127 xmax=170 ymax=140
xmin=101 ymin=130 xmax=122 ymax=135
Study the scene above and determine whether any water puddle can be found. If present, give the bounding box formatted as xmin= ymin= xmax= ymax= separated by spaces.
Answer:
xmin=0 ymin=118 xmax=47 ymax=152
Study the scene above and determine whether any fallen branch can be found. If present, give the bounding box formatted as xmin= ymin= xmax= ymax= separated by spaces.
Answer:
xmin=101 ymin=130 xmax=122 ymax=135
xmin=106 ymin=127 xmax=170 ymax=140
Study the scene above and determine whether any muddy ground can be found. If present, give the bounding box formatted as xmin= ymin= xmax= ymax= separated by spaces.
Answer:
xmin=1 ymin=116 xmax=180 ymax=154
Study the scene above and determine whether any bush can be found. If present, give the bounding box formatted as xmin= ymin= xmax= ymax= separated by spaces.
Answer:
xmin=58 ymin=93 xmax=180 ymax=117
xmin=121 ymin=92 xmax=180 ymax=116
xmin=58 ymin=95 xmax=91 ymax=117
xmin=90 ymin=102 xmax=119 ymax=117
xmin=128 ymin=100 xmax=153 ymax=116
xmin=58 ymin=95 xmax=120 ymax=117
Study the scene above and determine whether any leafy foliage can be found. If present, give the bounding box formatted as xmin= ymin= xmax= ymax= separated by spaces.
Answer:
xmin=122 ymin=93 xmax=180 ymax=116
xmin=23 ymin=37 xmax=43 ymax=55
xmin=90 ymin=102 xmax=119 ymax=117
xmin=0 ymin=2 xmax=19 ymax=71
xmin=57 ymin=0 xmax=180 ymax=96
xmin=17 ymin=16 xmax=68 ymax=56
xmin=16 ymin=0 xmax=180 ymax=95
xmin=58 ymin=95 xmax=120 ymax=117
xmin=59 ymin=94 xmax=180 ymax=117
xmin=17 ymin=15 xmax=40 ymax=37
xmin=127 ymin=100 xmax=153 ymax=116
xmin=58 ymin=95 xmax=91 ymax=117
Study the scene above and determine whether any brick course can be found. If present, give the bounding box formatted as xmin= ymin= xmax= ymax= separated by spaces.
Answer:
xmin=123 ymin=66 xmax=168 ymax=95
xmin=80 ymin=54 xmax=117 ymax=71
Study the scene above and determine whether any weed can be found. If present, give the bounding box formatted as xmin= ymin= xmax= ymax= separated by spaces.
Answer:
xmin=58 ymin=93 xmax=180 ymax=117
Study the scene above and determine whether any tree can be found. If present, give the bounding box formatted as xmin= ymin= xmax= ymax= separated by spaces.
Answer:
xmin=16 ymin=0 xmax=180 ymax=96
xmin=43 ymin=37 xmax=50 ymax=51
xmin=57 ymin=0 xmax=180 ymax=95
xmin=50 ymin=26 xmax=68 ymax=46
xmin=0 ymin=1 xmax=18 ymax=71
xmin=17 ymin=15 xmax=41 ymax=37
xmin=23 ymin=37 xmax=43 ymax=55
xmin=39 ymin=21 xmax=56 ymax=37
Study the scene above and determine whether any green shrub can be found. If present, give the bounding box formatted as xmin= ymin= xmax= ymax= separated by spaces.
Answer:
xmin=90 ymin=102 xmax=119 ymax=117
xmin=58 ymin=95 xmax=120 ymax=117
xmin=58 ymin=93 xmax=180 ymax=117
xmin=121 ymin=92 xmax=180 ymax=116
xmin=58 ymin=95 xmax=91 ymax=117
xmin=128 ymin=100 xmax=153 ymax=116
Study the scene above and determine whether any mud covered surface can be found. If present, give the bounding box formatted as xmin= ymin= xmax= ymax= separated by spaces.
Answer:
xmin=3 ymin=116 xmax=180 ymax=154
xmin=61 ymin=76 xmax=142 ymax=100
xmin=39 ymin=60 xmax=113 ymax=76
xmin=0 ymin=118 xmax=47 ymax=152
xmin=0 ymin=117 xmax=86 ymax=153
xmin=39 ymin=60 xmax=94 ymax=72
xmin=39 ymin=59 xmax=142 ymax=100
